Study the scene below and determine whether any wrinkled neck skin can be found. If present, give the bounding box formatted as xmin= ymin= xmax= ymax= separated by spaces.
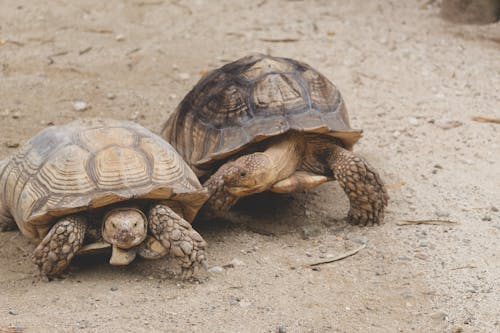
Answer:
xmin=261 ymin=132 xmax=305 ymax=186
xmin=227 ymin=132 xmax=305 ymax=196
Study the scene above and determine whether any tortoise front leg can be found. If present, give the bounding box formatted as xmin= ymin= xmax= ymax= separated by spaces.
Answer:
xmin=328 ymin=145 xmax=389 ymax=226
xmin=32 ymin=215 xmax=87 ymax=278
xmin=148 ymin=204 xmax=207 ymax=279
xmin=202 ymin=167 xmax=240 ymax=218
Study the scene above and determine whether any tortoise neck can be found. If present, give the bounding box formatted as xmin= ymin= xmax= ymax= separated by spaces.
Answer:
xmin=262 ymin=132 xmax=305 ymax=183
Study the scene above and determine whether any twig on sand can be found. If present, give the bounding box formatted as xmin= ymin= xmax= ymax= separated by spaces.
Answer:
xmin=259 ymin=37 xmax=300 ymax=43
xmin=385 ymin=181 xmax=406 ymax=189
xmin=397 ymin=220 xmax=458 ymax=226
xmin=451 ymin=265 xmax=476 ymax=270
xmin=472 ymin=116 xmax=500 ymax=124
xmin=0 ymin=326 xmax=23 ymax=333
xmin=308 ymin=243 xmax=366 ymax=267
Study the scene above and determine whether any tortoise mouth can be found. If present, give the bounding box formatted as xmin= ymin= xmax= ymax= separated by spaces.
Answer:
xmin=112 ymin=231 xmax=145 ymax=249
xmin=226 ymin=184 xmax=268 ymax=196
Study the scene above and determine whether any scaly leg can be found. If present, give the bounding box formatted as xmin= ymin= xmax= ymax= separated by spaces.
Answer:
xmin=32 ymin=215 xmax=87 ymax=278
xmin=328 ymin=145 xmax=389 ymax=226
xmin=149 ymin=204 xmax=207 ymax=279
xmin=202 ymin=165 xmax=240 ymax=218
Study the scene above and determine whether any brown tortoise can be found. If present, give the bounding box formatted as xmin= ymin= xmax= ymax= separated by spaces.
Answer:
xmin=0 ymin=118 xmax=208 ymax=278
xmin=162 ymin=54 xmax=388 ymax=226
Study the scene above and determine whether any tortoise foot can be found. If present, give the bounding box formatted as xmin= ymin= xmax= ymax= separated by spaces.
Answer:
xmin=202 ymin=168 xmax=239 ymax=218
xmin=330 ymin=148 xmax=389 ymax=226
xmin=149 ymin=204 xmax=207 ymax=279
xmin=32 ymin=215 xmax=87 ymax=278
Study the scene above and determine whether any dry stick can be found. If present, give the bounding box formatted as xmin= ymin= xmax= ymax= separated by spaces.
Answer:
xmin=397 ymin=220 xmax=458 ymax=226
xmin=385 ymin=181 xmax=406 ymax=189
xmin=451 ymin=265 xmax=476 ymax=270
xmin=259 ymin=38 xmax=300 ymax=43
xmin=0 ymin=327 xmax=23 ymax=333
xmin=472 ymin=116 xmax=500 ymax=124
xmin=309 ymin=243 xmax=366 ymax=267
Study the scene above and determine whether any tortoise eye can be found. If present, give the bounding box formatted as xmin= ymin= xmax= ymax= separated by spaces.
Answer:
xmin=240 ymin=171 xmax=247 ymax=177
xmin=112 ymin=223 xmax=116 ymax=228
xmin=133 ymin=222 xmax=137 ymax=227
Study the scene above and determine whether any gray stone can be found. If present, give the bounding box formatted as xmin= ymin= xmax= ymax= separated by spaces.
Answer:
xmin=72 ymin=101 xmax=90 ymax=112
xmin=208 ymin=266 xmax=224 ymax=274
xmin=300 ymin=224 xmax=322 ymax=240
xmin=430 ymin=311 xmax=447 ymax=321
xmin=435 ymin=210 xmax=450 ymax=218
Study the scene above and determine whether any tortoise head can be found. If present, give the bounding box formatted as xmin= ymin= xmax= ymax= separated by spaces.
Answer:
xmin=102 ymin=208 xmax=147 ymax=249
xmin=220 ymin=153 xmax=274 ymax=196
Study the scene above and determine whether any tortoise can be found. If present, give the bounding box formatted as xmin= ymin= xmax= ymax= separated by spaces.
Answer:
xmin=162 ymin=54 xmax=388 ymax=226
xmin=0 ymin=118 xmax=208 ymax=278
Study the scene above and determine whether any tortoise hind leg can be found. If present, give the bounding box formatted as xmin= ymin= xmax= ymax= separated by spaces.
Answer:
xmin=0 ymin=199 xmax=16 ymax=231
xmin=32 ymin=215 xmax=87 ymax=278
xmin=328 ymin=145 xmax=389 ymax=226
xmin=0 ymin=215 xmax=16 ymax=232
xmin=148 ymin=204 xmax=207 ymax=279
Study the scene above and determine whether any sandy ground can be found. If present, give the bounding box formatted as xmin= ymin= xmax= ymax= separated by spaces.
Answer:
xmin=0 ymin=1 xmax=499 ymax=332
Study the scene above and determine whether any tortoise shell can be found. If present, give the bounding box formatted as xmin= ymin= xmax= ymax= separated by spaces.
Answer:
xmin=162 ymin=54 xmax=362 ymax=177
xmin=0 ymin=118 xmax=207 ymax=242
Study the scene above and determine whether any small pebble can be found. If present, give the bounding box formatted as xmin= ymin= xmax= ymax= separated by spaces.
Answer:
xmin=208 ymin=266 xmax=224 ymax=274
xmin=115 ymin=34 xmax=125 ymax=41
xmin=110 ymin=286 xmax=118 ymax=291
xmin=408 ymin=117 xmax=419 ymax=126
xmin=352 ymin=238 xmax=368 ymax=245
xmin=481 ymin=216 xmax=492 ymax=221
xmin=178 ymin=72 xmax=191 ymax=80
xmin=228 ymin=258 xmax=245 ymax=267
xmin=106 ymin=93 xmax=116 ymax=100
xmin=8 ymin=309 xmax=18 ymax=315
xmin=430 ymin=311 xmax=447 ymax=321
xmin=239 ymin=300 xmax=251 ymax=308
xmin=311 ymin=267 xmax=321 ymax=272
xmin=278 ymin=324 xmax=287 ymax=333
xmin=72 ymin=101 xmax=90 ymax=112
xmin=435 ymin=210 xmax=450 ymax=218
xmin=128 ymin=111 xmax=140 ymax=121
xmin=491 ymin=206 xmax=499 ymax=212
xmin=414 ymin=253 xmax=429 ymax=260
xmin=76 ymin=320 xmax=89 ymax=329
xmin=392 ymin=130 xmax=401 ymax=138
xmin=228 ymin=297 xmax=240 ymax=306
xmin=5 ymin=141 xmax=19 ymax=148
xmin=300 ymin=224 xmax=322 ymax=240
xmin=435 ymin=118 xmax=463 ymax=129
